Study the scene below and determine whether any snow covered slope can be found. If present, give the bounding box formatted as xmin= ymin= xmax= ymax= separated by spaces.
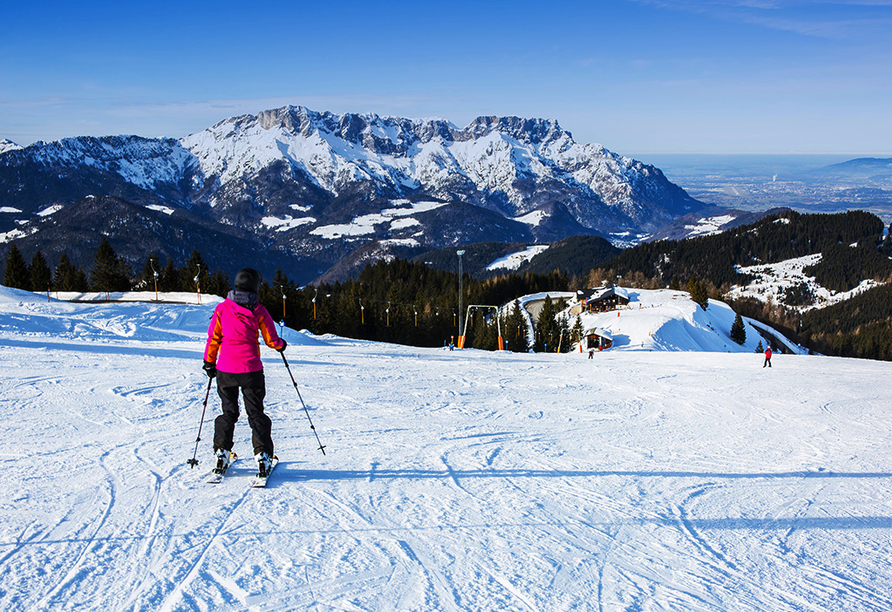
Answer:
xmin=727 ymin=254 xmax=882 ymax=312
xmin=566 ymin=288 xmax=778 ymax=353
xmin=2 ymin=285 xmax=892 ymax=611
xmin=519 ymin=287 xmax=782 ymax=353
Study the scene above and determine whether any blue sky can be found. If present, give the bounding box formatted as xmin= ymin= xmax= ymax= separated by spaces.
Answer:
xmin=1 ymin=0 xmax=890 ymax=154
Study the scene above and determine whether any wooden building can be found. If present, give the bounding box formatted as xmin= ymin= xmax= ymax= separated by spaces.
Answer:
xmin=584 ymin=328 xmax=613 ymax=350
xmin=574 ymin=286 xmax=630 ymax=314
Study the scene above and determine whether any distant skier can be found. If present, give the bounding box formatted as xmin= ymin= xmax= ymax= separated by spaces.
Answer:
xmin=763 ymin=346 xmax=772 ymax=368
xmin=202 ymin=268 xmax=286 ymax=478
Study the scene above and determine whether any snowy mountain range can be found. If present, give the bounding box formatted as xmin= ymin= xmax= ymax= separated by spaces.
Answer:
xmin=0 ymin=106 xmax=704 ymax=282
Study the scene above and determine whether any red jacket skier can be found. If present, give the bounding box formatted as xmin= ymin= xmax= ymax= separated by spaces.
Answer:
xmin=203 ymin=268 xmax=285 ymax=477
xmin=763 ymin=346 xmax=772 ymax=368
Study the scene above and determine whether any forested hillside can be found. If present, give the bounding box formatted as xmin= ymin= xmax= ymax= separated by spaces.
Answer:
xmin=585 ymin=210 xmax=892 ymax=360
xmin=261 ymin=259 xmax=568 ymax=349
xmin=413 ymin=235 xmax=620 ymax=279
xmin=584 ymin=210 xmax=890 ymax=292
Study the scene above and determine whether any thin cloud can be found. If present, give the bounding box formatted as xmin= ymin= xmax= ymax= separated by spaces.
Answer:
xmin=633 ymin=0 xmax=892 ymax=40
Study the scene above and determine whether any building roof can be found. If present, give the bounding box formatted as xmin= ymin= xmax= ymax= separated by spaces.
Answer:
xmin=577 ymin=285 xmax=630 ymax=303
xmin=583 ymin=328 xmax=612 ymax=340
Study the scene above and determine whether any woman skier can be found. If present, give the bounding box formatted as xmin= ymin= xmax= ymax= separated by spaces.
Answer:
xmin=202 ymin=268 xmax=286 ymax=478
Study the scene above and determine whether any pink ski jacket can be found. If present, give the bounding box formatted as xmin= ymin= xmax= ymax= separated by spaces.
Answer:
xmin=204 ymin=299 xmax=284 ymax=373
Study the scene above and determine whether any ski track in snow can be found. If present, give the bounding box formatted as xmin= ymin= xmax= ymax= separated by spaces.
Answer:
xmin=1 ymin=292 xmax=892 ymax=611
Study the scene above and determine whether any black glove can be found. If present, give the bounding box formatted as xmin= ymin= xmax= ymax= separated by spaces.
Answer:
xmin=203 ymin=361 xmax=217 ymax=378
xmin=276 ymin=339 xmax=287 ymax=353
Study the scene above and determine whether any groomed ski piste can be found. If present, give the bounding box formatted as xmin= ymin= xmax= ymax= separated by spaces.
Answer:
xmin=1 ymin=285 xmax=891 ymax=611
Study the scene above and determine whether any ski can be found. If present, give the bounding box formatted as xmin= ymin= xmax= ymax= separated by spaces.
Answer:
xmin=205 ymin=452 xmax=238 ymax=484
xmin=251 ymin=456 xmax=279 ymax=488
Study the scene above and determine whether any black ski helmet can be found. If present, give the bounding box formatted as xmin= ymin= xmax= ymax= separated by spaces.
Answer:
xmin=234 ymin=268 xmax=262 ymax=294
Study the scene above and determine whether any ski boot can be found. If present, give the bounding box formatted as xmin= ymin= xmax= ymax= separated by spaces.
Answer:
xmin=214 ymin=448 xmax=234 ymax=475
xmin=255 ymin=452 xmax=273 ymax=478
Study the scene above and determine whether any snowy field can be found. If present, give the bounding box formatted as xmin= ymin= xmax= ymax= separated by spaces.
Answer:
xmin=1 ymin=287 xmax=892 ymax=611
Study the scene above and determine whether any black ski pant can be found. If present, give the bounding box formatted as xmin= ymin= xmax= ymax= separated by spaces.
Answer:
xmin=213 ymin=370 xmax=274 ymax=457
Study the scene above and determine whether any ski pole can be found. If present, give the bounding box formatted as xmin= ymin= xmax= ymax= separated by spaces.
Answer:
xmin=281 ymin=352 xmax=327 ymax=455
xmin=187 ymin=377 xmax=214 ymax=468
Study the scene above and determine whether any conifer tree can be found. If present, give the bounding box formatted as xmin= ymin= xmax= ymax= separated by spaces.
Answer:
xmin=730 ymin=312 xmax=747 ymax=345
xmin=571 ymin=314 xmax=584 ymax=347
xmin=687 ymin=275 xmax=709 ymax=310
xmin=54 ymin=254 xmax=90 ymax=293
xmin=159 ymin=258 xmax=179 ymax=292
xmin=89 ymin=238 xmax=130 ymax=293
xmin=536 ymin=295 xmax=558 ymax=352
xmin=207 ymin=269 xmax=231 ymax=298
xmin=53 ymin=254 xmax=76 ymax=291
xmin=30 ymin=250 xmax=52 ymax=294
xmin=3 ymin=243 xmax=30 ymax=290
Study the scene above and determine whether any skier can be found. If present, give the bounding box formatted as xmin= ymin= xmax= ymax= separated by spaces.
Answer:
xmin=763 ymin=346 xmax=772 ymax=368
xmin=202 ymin=268 xmax=286 ymax=478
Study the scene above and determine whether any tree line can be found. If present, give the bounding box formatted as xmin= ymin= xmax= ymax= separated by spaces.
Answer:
xmin=2 ymin=239 xmax=572 ymax=351
xmin=259 ymin=258 xmax=570 ymax=351
xmin=2 ymin=238 xmax=233 ymax=296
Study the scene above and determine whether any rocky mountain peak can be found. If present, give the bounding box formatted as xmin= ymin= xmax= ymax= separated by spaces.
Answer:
xmin=0 ymin=139 xmax=22 ymax=154
xmin=464 ymin=116 xmax=567 ymax=145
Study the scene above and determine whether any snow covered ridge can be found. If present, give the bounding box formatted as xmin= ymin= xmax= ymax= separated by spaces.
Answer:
xmin=180 ymin=105 xmax=697 ymax=225
xmin=0 ymin=139 xmax=22 ymax=154
xmin=728 ymin=254 xmax=882 ymax=311
xmin=684 ymin=214 xmax=737 ymax=238
xmin=3 ymin=284 xmax=892 ymax=610
xmin=308 ymin=200 xmax=445 ymax=240
xmin=486 ymin=245 xmax=550 ymax=271
xmin=2 ymin=134 xmax=193 ymax=191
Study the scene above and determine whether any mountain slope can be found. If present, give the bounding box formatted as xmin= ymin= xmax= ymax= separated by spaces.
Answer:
xmin=182 ymin=106 xmax=702 ymax=233
xmin=1 ymin=106 xmax=706 ymax=283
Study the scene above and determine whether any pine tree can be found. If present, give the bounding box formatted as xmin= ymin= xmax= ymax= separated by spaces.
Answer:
xmin=159 ymin=258 xmax=179 ymax=292
xmin=207 ymin=269 xmax=231 ymax=298
xmin=557 ymin=313 xmax=570 ymax=353
xmin=53 ymin=254 xmax=76 ymax=291
xmin=687 ymin=275 xmax=709 ymax=310
xmin=3 ymin=243 xmax=30 ymax=290
xmin=89 ymin=238 xmax=130 ymax=293
xmin=505 ymin=299 xmax=529 ymax=352
xmin=536 ymin=295 xmax=558 ymax=352
xmin=756 ymin=340 xmax=764 ymax=353
xmin=571 ymin=314 xmax=584 ymax=347
xmin=730 ymin=312 xmax=747 ymax=345
xmin=30 ymin=250 xmax=52 ymax=294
